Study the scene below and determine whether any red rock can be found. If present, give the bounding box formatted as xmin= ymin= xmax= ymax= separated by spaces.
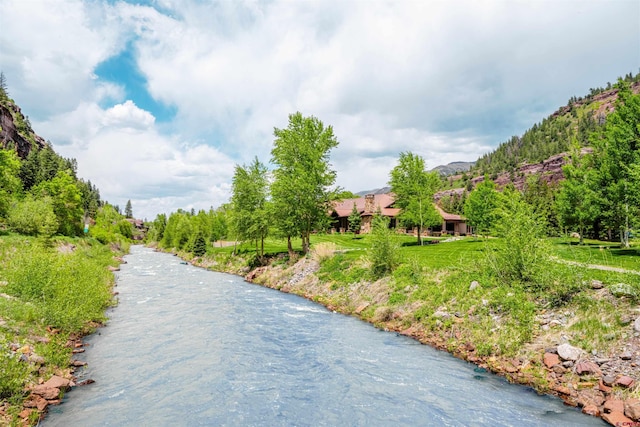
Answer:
xmin=553 ymin=385 xmax=572 ymax=395
xmin=70 ymin=360 xmax=87 ymax=367
xmin=32 ymin=385 xmax=60 ymax=400
xmin=582 ymin=404 xmax=600 ymax=417
xmin=602 ymin=411 xmax=634 ymax=427
xmin=599 ymin=379 xmax=613 ymax=394
xmin=575 ymin=361 xmax=601 ymax=376
xmin=604 ymin=398 xmax=625 ymax=414
xmin=577 ymin=389 xmax=605 ymax=408
xmin=616 ymin=375 xmax=636 ymax=388
xmin=544 ymin=353 xmax=560 ymax=368
xmin=43 ymin=375 xmax=70 ymax=390
xmin=19 ymin=409 xmax=32 ymax=419
xmin=23 ymin=395 xmax=48 ymax=411
xmin=625 ymin=398 xmax=640 ymax=421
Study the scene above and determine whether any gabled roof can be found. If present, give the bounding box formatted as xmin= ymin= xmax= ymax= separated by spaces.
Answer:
xmin=435 ymin=205 xmax=465 ymax=221
xmin=331 ymin=193 xmax=398 ymax=218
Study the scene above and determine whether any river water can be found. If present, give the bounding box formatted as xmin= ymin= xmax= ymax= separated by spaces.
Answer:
xmin=44 ymin=246 xmax=604 ymax=426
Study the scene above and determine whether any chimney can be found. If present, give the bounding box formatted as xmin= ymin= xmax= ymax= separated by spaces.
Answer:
xmin=364 ymin=194 xmax=375 ymax=214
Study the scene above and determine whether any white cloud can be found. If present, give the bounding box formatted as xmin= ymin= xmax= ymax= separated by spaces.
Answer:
xmin=3 ymin=0 xmax=640 ymax=219
xmin=103 ymin=101 xmax=155 ymax=129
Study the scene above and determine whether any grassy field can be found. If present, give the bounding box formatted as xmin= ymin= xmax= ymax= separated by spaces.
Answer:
xmin=213 ymin=233 xmax=639 ymax=273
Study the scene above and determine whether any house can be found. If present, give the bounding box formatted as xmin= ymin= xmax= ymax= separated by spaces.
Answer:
xmin=330 ymin=193 xmax=470 ymax=235
xmin=330 ymin=194 xmax=400 ymax=233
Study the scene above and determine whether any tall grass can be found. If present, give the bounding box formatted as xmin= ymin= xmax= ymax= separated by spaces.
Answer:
xmin=2 ymin=241 xmax=115 ymax=332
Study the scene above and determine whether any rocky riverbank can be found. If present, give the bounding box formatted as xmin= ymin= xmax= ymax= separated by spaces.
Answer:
xmin=188 ymin=252 xmax=640 ymax=427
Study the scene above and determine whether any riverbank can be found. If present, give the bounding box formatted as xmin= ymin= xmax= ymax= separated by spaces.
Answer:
xmin=178 ymin=244 xmax=640 ymax=427
xmin=0 ymin=235 xmax=125 ymax=426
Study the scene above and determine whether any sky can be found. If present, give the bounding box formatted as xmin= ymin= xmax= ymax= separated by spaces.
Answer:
xmin=0 ymin=0 xmax=638 ymax=220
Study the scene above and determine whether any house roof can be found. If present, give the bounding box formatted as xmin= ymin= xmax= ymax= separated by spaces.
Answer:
xmin=332 ymin=193 xmax=398 ymax=218
xmin=331 ymin=193 xmax=465 ymax=222
xmin=435 ymin=205 xmax=465 ymax=221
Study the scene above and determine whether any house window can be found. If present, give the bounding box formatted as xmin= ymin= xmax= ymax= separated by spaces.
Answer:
xmin=446 ymin=222 xmax=455 ymax=232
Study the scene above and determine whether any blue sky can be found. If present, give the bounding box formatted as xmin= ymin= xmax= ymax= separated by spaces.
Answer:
xmin=0 ymin=0 xmax=638 ymax=219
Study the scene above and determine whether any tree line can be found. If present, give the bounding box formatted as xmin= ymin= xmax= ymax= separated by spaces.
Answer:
xmin=0 ymin=78 xmax=132 ymax=243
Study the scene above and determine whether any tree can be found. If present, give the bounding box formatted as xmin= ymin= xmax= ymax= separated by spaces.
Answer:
xmin=555 ymin=144 xmax=600 ymax=243
xmin=589 ymin=81 xmax=640 ymax=247
xmin=348 ymin=202 xmax=361 ymax=236
xmin=125 ymin=200 xmax=133 ymax=218
xmin=389 ymin=152 xmax=441 ymax=245
xmin=32 ymin=170 xmax=83 ymax=236
xmin=230 ymin=157 xmax=270 ymax=259
xmin=0 ymin=149 xmax=21 ymax=218
xmin=8 ymin=195 xmax=58 ymax=238
xmin=270 ymin=112 xmax=339 ymax=255
xmin=368 ymin=214 xmax=400 ymax=278
xmin=464 ymin=177 xmax=500 ymax=237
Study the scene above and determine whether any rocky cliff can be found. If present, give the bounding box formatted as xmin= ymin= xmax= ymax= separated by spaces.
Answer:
xmin=0 ymin=98 xmax=46 ymax=159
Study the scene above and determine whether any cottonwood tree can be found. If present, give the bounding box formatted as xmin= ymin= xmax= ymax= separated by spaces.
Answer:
xmin=389 ymin=152 xmax=441 ymax=245
xmin=464 ymin=177 xmax=500 ymax=238
xmin=231 ymin=157 xmax=270 ymax=259
xmin=555 ymin=144 xmax=600 ymax=243
xmin=589 ymin=81 xmax=640 ymax=247
xmin=270 ymin=112 xmax=339 ymax=256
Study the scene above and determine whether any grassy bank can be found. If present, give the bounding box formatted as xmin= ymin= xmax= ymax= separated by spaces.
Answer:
xmin=0 ymin=234 xmax=125 ymax=425
xmin=177 ymin=232 xmax=640 ymax=424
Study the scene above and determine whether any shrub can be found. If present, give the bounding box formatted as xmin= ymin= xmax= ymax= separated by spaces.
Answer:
xmin=485 ymin=192 xmax=551 ymax=290
xmin=369 ymin=216 xmax=400 ymax=278
xmin=7 ymin=196 xmax=58 ymax=237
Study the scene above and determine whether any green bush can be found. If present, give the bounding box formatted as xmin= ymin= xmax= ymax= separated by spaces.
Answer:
xmin=369 ymin=216 xmax=400 ymax=279
xmin=7 ymin=196 xmax=58 ymax=237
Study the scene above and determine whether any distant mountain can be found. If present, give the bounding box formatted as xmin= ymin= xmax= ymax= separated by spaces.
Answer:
xmin=355 ymin=187 xmax=391 ymax=197
xmin=431 ymin=161 xmax=475 ymax=176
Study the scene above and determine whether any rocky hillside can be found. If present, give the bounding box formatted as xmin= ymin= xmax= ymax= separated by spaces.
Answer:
xmin=472 ymin=75 xmax=640 ymax=177
xmin=0 ymin=96 xmax=46 ymax=159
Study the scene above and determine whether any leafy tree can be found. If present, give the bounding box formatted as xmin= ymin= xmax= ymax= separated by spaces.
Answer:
xmin=522 ymin=174 xmax=558 ymax=235
xmin=487 ymin=189 xmax=551 ymax=289
xmin=125 ymin=200 xmax=133 ymax=218
xmin=335 ymin=190 xmax=359 ymax=200
xmin=464 ymin=177 xmax=500 ymax=237
xmin=589 ymin=81 xmax=640 ymax=247
xmin=231 ymin=157 xmax=270 ymax=259
xmin=7 ymin=195 xmax=58 ymax=237
xmin=389 ymin=152 xmax=441 ymax=245
xmin=348 ymin=202 xmax=361 ymax=236
xmin=270 ymin=112 xmax=339 ymax=255
xmin=555 ymin=145 xmax=600 ymax=243
xmin=32 ymin=170 xmax=83 ymax=236
xmin=0 ymin=149 xmax=21 ymax=218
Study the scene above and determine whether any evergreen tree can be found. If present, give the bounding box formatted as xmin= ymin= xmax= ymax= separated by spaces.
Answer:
xmin=125 ymin=200 xmax=133 ymax=218
xmin=347 ymin=202 xmax=361 ymax=236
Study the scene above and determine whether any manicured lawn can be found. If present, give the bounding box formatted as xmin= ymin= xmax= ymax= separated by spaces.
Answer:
xmin=551 ymin=238 xmax=640 ymax=272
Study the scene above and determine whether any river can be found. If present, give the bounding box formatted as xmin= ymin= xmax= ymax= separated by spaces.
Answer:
xmin=44 ymin=246 xmax=604 ymax=426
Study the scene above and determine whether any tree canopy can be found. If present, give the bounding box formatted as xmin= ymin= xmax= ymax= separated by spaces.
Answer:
xmin=389 ymin=152 xmax=441 ymax=244
xmin=270 ymin=112 xmax=339 ymax=255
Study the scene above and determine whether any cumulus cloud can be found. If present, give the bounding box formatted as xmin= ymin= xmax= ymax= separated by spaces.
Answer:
xmin=3 ymin=0 xmax=639 ymax=218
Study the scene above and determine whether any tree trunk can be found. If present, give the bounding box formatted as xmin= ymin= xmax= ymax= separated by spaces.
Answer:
xmin=417 ymin=225 xmax=422 ymax=245
xmin=287 ymin=236 xmax=294 ymax=258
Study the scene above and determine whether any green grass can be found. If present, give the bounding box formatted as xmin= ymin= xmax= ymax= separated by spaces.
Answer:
xmin=0 ymin=234 xmax=122 ymax=425
xmin=551 ymin=237 xmax=640 ymax=271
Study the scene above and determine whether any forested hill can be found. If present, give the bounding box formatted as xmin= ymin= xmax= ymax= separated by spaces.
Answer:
xmin=0 ymin=75 xmax=103 ymax=235
xmin=472 ymin=72 xmax=640 ymax=176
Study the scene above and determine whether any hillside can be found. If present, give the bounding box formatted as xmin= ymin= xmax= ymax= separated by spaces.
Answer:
xmin=472 ymin=73 xmax=640 ymax=177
